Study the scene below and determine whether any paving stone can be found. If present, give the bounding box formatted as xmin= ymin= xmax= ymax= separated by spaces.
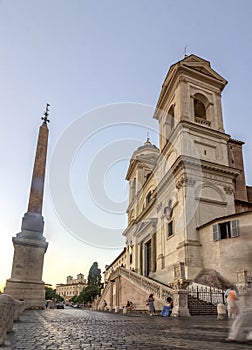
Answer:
xmin=5 ymin=308 xmax=252 ymax=349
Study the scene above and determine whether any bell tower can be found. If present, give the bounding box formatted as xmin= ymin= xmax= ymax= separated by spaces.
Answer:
xmin=153 ymin=55 xmax=244 ymax=279
xmin=4 ymin=105 xmax=50 ymax=308
xmin=154 ymin=54 xmax=227 ymax=151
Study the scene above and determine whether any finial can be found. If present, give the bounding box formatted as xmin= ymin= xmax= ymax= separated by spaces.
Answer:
xmin=184 ymin=45 xmax=188 ymax=58
xmin=41 ymin=103 xmax=50 ymax=125
xmin=144 ymin=132 xmax=151 ymax=145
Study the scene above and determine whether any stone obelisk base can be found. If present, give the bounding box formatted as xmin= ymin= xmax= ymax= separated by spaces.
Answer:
xmin=4 ymin=280 xmax=46 ymax=309
xmin=4 ymin=212 xmax=48 ymax=309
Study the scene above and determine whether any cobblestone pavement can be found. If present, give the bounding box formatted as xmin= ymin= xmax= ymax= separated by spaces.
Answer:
xmin=2 ymin=308 xmax=252 ymax=350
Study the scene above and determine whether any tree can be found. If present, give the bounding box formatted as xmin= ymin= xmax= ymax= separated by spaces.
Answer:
xmin=45 ymin=286 xmax=63 ymax=302
xmin=76 ymin=262 xmax=102 ymax=304
xmin=78 ymin=285 xmax=100 ymax=304
xmin=87 ymin=262 xmax=102 ymax=287
xmin=70 ymin=295 xmax=79 ymax=304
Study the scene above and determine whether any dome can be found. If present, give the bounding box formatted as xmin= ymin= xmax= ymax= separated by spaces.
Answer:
xmin=136 ymin=138 xmax=159 ymax=152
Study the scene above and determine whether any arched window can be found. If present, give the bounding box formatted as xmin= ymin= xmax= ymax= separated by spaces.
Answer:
xmin=168 ymin=105 xmax=175 ymax=130
xmin=146 ymin=191 xmax=152 ymax=205
xmin=194 ymin=99 xmax=206 ymax=119
xmin=193 ymin=93 xmax=211 ymax=126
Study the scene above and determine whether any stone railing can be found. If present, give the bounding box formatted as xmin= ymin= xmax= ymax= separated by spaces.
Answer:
xmin=195 ymin=116 xmax=211 ymax=126
xmin=94 ymin=282 xmax=111 ymax=311
xmin=0 ymin=294 xmax=25 ymax=346
xmin=118 ymin=267 xmax=173 ymax=304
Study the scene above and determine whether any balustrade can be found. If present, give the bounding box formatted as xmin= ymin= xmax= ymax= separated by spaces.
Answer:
xmin=118 ymin=267 xmax=172 ymax=303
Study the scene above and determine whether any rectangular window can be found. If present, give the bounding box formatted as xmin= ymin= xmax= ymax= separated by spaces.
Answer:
xmin=168 ymin=221 xmax=173 ymax=237
xmin=129 ymin=254 xmax=133 ymax=264
xmin=213 ymin=220 xmax=239 ymax=241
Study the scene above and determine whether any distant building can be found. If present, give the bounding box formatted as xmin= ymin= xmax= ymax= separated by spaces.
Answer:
xmin=56 ymin=273 xmax=87 ymax=302
xmin=104 ymin=248 xmax=127 ymax=284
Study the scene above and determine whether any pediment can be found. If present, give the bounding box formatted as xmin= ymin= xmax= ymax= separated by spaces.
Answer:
xmin=126 ymin=154 xmax=157 ymax=180
xmin=135 ymin=154 xmax=158 ymax=165
xmin=134 ymin=218 xmax=158 ymax=237
xmin=182 ymin=55 xmax=226 ymax=83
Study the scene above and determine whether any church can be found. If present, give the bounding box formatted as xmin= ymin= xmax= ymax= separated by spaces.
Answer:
xmin=98 ymin=54 xmax=252 ymax=315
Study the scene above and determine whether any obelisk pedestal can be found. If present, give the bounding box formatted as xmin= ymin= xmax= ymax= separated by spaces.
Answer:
xmin=4 ymin=107 xmax=50 ymax=309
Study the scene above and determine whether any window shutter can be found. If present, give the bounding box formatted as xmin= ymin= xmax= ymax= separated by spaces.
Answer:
xmin=230 ymin=220 xmax=239 ymax=237
xmin=213 ymin=224 xmax=221 ymax=241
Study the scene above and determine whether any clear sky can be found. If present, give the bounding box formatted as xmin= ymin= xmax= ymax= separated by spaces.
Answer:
xmin=0 ymin=0 xmax=251 ymax=290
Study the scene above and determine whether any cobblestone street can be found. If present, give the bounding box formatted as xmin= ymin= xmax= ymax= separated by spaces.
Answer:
xmin=2 ymin=308 xmax=252 ymax=350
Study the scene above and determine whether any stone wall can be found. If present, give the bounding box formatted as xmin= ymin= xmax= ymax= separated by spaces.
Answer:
xmin=198 ymin=211 xmax=252 ymax=282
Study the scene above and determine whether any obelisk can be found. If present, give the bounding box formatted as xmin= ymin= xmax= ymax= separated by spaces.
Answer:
xmin=4 ymin=105 xmax=50 ymax=309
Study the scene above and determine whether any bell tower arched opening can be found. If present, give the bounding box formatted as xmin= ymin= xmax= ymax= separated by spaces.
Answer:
xmin=193 ymin=93 xmax=211 ymax=126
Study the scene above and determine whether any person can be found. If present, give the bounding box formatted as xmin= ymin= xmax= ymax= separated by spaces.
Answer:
xmin=146 ymin=294 xmax=155 ymax=316
xmin=161 ymin=297 xmax=173 ymax=317
xmin=103 ymin=300 xmax=107 ymax=311
xmin=224 ymin=287 xmax=231 ymax=317
xmin=227 ymin=286 xmax=238 ymax=319
xmin=126 ymin=300 xmax=134 ymax=311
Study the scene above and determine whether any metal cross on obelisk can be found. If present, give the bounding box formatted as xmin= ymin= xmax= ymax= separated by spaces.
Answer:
xmin=4 ymin=105 xmax=50 ymax=309
xmin=42 ymin=103 xmax=50 ymax=125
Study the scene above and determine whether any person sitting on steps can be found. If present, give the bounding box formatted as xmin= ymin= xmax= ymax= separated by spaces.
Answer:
xmin=161 ymin=297 xmax=173 ymax=317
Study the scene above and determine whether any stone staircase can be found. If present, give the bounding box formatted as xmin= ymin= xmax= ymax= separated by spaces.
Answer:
xmin=96 ymin=267 xmax=218 ymax=315
xmin=188 ymin=295 xmax=217 ymax=315
xmin=117 ymin=267 xmax=173 ymax=305
xmin=96 ymin=267 xmax=173 ymax=311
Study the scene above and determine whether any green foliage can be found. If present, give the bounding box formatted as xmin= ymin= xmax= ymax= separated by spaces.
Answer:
xmin=87 ymin=262 xmax=102 ymax=286
xmin=45 ymin=286 xmax=63 ymax=302
xmin=78 ymin=284 xmax=101 ymax=304
xmin=70 ymin=295 xmax=79 ymax=304
xmin=75 ymin=262 xmax=102 ymax=304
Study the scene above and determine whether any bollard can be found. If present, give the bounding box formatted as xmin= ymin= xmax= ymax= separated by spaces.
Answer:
xmin=0 ymin=294 xmax=25 ymax=346
xmin=123 ymin=306 xmax=127 ymax=315
xmin=0 ymin=294 xmax=15 ymax=346
xmin=217 ymin=303 xmax=227 ymax=320
xmin=14 ymin=300 xmax=25 ymax=321
xmin=0 ymin=304 xmax=8 ymax=345
xmin=0 ymin=294 xmax=15 ymax=332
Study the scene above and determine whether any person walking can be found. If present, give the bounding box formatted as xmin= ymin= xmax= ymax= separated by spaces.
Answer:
xmin=224 ymin=287 xmax=231 ymax=318
xmin=228 ymin=286 xmax=238 ymax=319
xmin=146 ymin=294 xmax=155 ymax=316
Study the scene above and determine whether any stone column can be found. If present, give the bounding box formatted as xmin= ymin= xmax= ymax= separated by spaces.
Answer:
xmin=236 ymin=269 xmax=251 ymax=311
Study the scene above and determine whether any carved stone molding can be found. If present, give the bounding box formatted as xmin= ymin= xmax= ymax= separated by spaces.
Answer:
xmin=223 ymin=185 xmax=234 ymax=195
xmin=156 ymin=202 xmax=162 ymax=213
xmin=176 ymin=175 xmax=196 ymax=190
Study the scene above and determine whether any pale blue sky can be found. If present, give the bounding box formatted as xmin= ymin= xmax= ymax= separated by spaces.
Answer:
xmin=0 ymin=0 xmax=251 ymax=289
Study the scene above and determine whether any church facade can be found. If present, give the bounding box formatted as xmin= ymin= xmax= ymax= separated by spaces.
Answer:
xmin=100 ymin=55 xmax=252 ymax=313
